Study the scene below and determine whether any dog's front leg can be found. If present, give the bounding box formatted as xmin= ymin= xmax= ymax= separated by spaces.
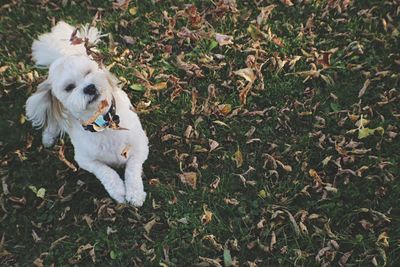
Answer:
xmin=124 ymin=158 xmax=146 ymax=207
xmin=76 ymin=158 xmax=126 ymax=203
xmin=42 ymin=122 xmax=60 ymax=148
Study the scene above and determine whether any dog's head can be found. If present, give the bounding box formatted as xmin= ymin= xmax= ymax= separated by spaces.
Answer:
xmin=26 ymin=55 xmax=117 ymax=131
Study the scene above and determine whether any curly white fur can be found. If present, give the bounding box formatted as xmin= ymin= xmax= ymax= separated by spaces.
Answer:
xmin=26 ymin=22 xmax=149 ymax=206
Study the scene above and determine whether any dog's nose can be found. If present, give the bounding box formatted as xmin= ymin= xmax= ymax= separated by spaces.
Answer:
xmin=83 ymin=84 xmax=97 ymax=95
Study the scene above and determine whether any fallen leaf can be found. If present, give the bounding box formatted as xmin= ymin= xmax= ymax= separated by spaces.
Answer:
xmin=8 ymin=196 xmax=26 ymax=205
xmin=217 ymin=104 xmax=232 ymax=115
xmin=270 ymin=231 xmax=277 ymax=250
xmin=144 ymin=218 xmax=157 ymax=234
xmin=317 ymin=52 xmax=332 ymax=68
xmin=179 ymin=172 xmax=197 ymax=189
xmin=272 ymin=36 xmax=284 ymax=47
xmin=276 ymin=160 xmax=292 ymax=172
xmin=50 ymin=235 xmax=69 ymax=250
xmin=33 ymin=258 xmax=44 ymax=267
xmin=210 ymin=177 xmax=221 ymax=191
xmin=281 ymin=0 xmax=294 ymax=6
xmin=149 ymin=178 xmax=160 ymax=186
xmin=339 ymin=250 xmax=353 ymax=267
xmin=202 ymin=235 xmax=223 ymax=251
xmin=223 ymin=249 xmax=233 ymax=266
xmin=82 ymin=99 xmax=109 ymax=126
xmin=0 ymin=65 xmax=9 ymax=74
xmin=224 ymin=198 xmax=239 ymax=205
xmin=32 ymin=230 xmax=41 ymax=243
xmin=215 ymin=33 xmax=233 ymax=46
xmin=309 ymin=169 xmax=323 ymax=187
xmin=358 ymin=79 xmax=371 ymax=98
xmin=129 ymin=7 xmax=137 ymax=16
xmin=233 ymin=68 xmax=256 ymax=83
xmin=257 ymin=5 xmax=277 ymax=26
xmin=284 ymin=210 xmax=301 ymax=236
xmin=377 ymin=231 xmax=389 ymax=248
xmin=149 ymin=81 xmax=168 ymax=91
xmin=213 ymin=120 xmax=230 ymax=128
xmin=28 ymin=186 xmax=46 ymax=199
xmin=209 ymin=139 xmax=219 ymax=152
xmin=358 ymin=127 xmax=384 ymax=139
xmin=201 ymin=205 xmax=213 ymax=224
xmin=58 ymin=143 xmax=78 ymax=172
xmin=113 ymin=0 xmax=131 ymax=10
xmin=233 ymin=147 xmax=243 ymax=168
xmin=191 ymin=87 xmax=198 ymax=115
xmin=198 ymin=256 xmax=222 ymax=267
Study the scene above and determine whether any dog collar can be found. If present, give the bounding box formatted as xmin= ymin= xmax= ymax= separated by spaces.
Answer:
xmin=82 ymin=99 xmax=120 ymax=132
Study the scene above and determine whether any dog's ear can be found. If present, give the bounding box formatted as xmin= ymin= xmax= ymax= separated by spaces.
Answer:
xmin=26 ymin=79 xmax=65 ymax=147
xmin=26 ymin=79 xmax=53 ymax=129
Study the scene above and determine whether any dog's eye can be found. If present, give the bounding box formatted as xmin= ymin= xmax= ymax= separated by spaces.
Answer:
xmin=65 ymin=83 xmax=75 ymax=92
xmin=85 ymin=70 xmax=91 ymax=76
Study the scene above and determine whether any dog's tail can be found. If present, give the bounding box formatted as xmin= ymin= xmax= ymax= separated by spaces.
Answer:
xmin=32 ymin=21 xmax=102 ymax=67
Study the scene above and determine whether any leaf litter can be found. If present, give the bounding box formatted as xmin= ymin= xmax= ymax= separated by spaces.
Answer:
xmin=1 ymin=0 xmax=400 ymax=266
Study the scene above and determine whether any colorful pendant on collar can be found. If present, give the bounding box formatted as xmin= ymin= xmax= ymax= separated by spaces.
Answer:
xmin=83 ymin=102 xmax=120 ymax=132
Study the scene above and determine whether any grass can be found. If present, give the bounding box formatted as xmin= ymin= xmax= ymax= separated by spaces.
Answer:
xmin=1 ymin=0 xmax=400 ymax=266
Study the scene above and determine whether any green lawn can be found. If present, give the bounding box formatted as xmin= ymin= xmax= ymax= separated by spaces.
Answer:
xmin=1 ymin=0 xmax=399 ymax=266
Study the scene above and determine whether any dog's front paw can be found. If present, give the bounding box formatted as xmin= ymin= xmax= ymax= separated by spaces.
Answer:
xmin=125 ymin=190 xmax=147 ymax=207
xmin=107 ymin=183 xmax=126 ymax=203
xmin=42 ymin=133 xmax=56 ymax=148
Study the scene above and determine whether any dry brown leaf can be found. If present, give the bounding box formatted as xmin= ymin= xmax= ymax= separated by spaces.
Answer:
xmin=75 ymin=243 xmax=96 ymax=263
xmin=0 ymin=65 xmax=9 ymax=74
xmin=276 ymin=160 xmax=292 ymax=172
xmin=209 ymin=177 xmax=221 ymax=192
xmin=309 ymin=169 xmax=324 ymax=187
xmin=217 ymin=104 xmax=232 ymax=115
xmin=270 ymin=231 xmax=277 ymax=250
xmin=233 ymin=147 xmax=243 ymax=168
xmin=377 ymin=231 xmax=389 ymax=248
xmin=179 ymin=172 xmax=197 ymax=189
xmin=58 ymin=143 xmax=78 ymax=172
xmin=149 ymin=81 xmax=168 ymax=91
xmin=149 ymin=178 xmax=160 ymax=186
xmin=233 ymin=68 xmax=256 ymax=83
xmin=201 ymin=205 xmax=213 ymax=224
xmin=33 ymin=258 xmax=44 ymax=267
xmin=202 ymin=235 xmax=223 ymax=251
xmin=198 ymin=256 xmax=222 ymax=267
xmin=358 ymin=79 xmax=371 ymax=98
xmin=239 ymin=82 xmax=253 ymax=105
xmin=82 ymin=214 xmax=93 ymax=230
xmin=144 ymin=218 xmax=157 ymax=234
xmin=32 ymin=230 xmax=41 ymax=243
xmin=224 ymin=198 xmax=239 ymax=205
xmin=176 ymin=53 xmax=203 ymax=77
xmin=215 ymin=33 xmax=233 ymax=46
xmin=191 ymin=88 xmax=198 ymax=115
xmin=8 ymin=195 xmax=26 ymax=205
xmin=339 ymin=250 xmax=353 ymax=267
xmin=82 ymin=99 xmax=109 ymax=126
xmin=113 ymin=0 xmax=131 ymax=10
xmin=272 ymin=36 xmax=284 ymax=47
xmin=284 ymin=210 xmax=301 ymax=236
xmin=50 ymin=235 xmax=69 ymax=250
xmin=281 ymin=0 xmax=294 ymax=6
xmin=209 ymin=139 xmax=219 ymax=152
xmin=257 ymin=5 xmax=277 ymax=26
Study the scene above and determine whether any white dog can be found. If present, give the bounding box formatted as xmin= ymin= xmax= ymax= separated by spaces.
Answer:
xmin=26 ymin=22 xmax=149 ymax=206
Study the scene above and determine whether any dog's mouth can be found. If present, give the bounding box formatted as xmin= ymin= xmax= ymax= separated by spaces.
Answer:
xmin=88 ymin=93 xmax=100 ymax=105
